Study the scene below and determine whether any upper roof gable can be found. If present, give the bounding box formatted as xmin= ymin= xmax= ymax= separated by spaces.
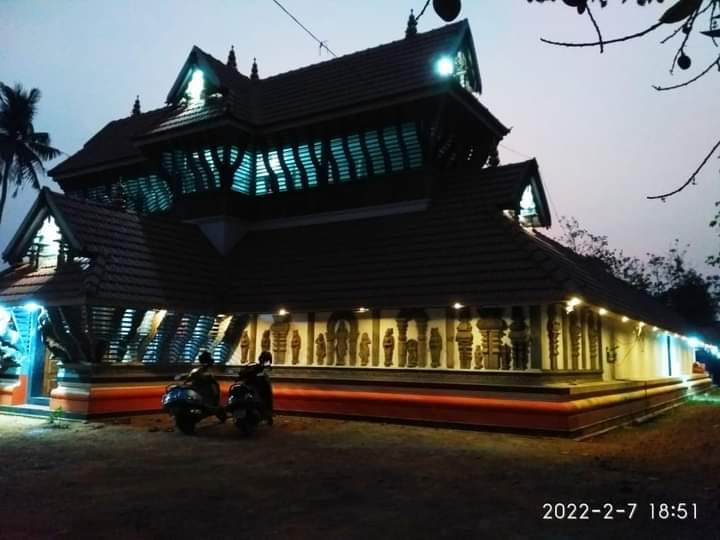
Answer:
xmin=50 ymin=20 xmax=500 ymax=179
xmin=165 ymin=45 xmax=252 ymax=104
xmin=2 ymin=188 xmax=83 ymax=264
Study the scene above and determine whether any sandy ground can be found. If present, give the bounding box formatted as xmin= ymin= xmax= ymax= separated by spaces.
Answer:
xmin=1 ymin=391 xmax=719 ymax=540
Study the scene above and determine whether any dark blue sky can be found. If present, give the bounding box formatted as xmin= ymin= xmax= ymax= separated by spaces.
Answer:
xmin=1 ymin=1 xmax=718 ymax=269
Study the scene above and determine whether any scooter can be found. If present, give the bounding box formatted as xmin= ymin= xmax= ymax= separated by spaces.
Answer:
xmin=226 ymin=351 xmax=274 ymax=435
xmin=161 ymin=351 xmax=226 ymax=435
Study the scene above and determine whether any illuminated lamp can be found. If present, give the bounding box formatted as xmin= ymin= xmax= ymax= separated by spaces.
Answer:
xmin=277 ymin=308 xmax=289 ymax=316
xmin=187 ymin=70 xmax=205 ymax=101
xmin=621 ymin=316 xmax=630 ymax=323
xmin=687 ymin=337 xmax=702 ymax=349
xmin=23 ymin=302 xmax=42 ymax=312
xmin=435 ymin=56 xmax=454 ymax=77
xmin=652 ymin=326 xmax=659 ymax=332
xmin=565 ymin=297 xmax=582 ymax=313
xmin=356 ymin=307 xmax=369 ymax=314
xmin=452 ymin=302 xmax=464 ymax=310
xmin=598 ymin=308 xmax=608 ymax=316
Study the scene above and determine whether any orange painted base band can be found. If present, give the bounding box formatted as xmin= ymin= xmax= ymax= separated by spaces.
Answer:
xmin=0 ymin=375 xmax=28 ymax=406
xmin=38 ymin=377 xmax=712 ymax=435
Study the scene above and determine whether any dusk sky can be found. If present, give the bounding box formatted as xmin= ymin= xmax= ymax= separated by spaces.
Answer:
xmin=1 ymin=1 xmax=718 ymax=270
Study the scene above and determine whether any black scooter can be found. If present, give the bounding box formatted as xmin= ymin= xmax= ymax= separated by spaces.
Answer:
xmin=226 ymin=351 xmax=274 ymax=435
xmin=161 ymin=351 xmax=226 ymax=435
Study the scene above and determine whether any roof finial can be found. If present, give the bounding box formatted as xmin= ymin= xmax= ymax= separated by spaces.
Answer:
xmin=227 ymin=45 xmax=237 ymax=70
xmin=406 ymin=9 xmax=417 ymax=38
xmin=251 ymin=57 xmax=259 ymax=80
xmin=132 ymin=95 xmax=141 ymax=116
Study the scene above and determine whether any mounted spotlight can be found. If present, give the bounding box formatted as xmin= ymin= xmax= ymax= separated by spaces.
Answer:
xmin=433 ymin=0 xmax=461 ymax=22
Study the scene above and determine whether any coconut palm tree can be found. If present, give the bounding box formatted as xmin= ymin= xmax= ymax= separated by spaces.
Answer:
xmin=0 ymin=82 xmax=61 ymax=223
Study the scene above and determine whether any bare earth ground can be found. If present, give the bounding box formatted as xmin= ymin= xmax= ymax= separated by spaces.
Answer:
xmin=1 ymin=391 xmax=719 ymax=540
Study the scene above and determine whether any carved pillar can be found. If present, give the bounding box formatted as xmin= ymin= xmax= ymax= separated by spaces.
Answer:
xmin=249 ymin=314 xmax=258 ymax=363
xmin=529 ymin=305 xmax=542 ymax=369
xmin=476 ymin=308 xmax=506 ymax=370
xmin=509 ymin=306 xmax=530 ymax=370
xmin=429 ymin=328 xmax=442 ymax=368
xmin=417 ymin=319 xmax=428 ymax=368
xmin=445 ymin=308 xmax=455 ymax=369
xmin=546 ymin=304 xmax=561 ymax=371
xmin=568 ymin=310 xmax=581 ymax=370
xmin=371 ymin=309 xmax=381 ymax=367
xmin=348 ymin=325 xmax=359 ymax=367
xmin=396 ymin=317 xmax=408 ymax=367
xmin=307 ymin=312 xmax=315 ymax=365
xmin=455 ymin=311 xmax=473 ymax=369
xmin=335 ymin=320 xmax=349 ymax=366
xmin=587 ymin=310 xmax=599 ymax=370
xmin=326 ymin=323 xmax=336 ymax=366
xmin=271 ymin=314 xmax=290 ymax=365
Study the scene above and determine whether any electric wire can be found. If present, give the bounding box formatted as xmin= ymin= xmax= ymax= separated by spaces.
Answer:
xmin=270 ymin=0 xmax=337 ymax=57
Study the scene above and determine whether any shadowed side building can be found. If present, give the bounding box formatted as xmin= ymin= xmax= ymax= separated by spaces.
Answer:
xmin=0 ymin=20 xmax=714 ymax=435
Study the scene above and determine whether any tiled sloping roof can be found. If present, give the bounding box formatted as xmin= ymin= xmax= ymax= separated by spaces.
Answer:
xmin=518 ymin=232 xmax=689 ymax=332
xmin=49 ymin=107 xmax=172 ymax=177
xmin=51 ymin=21 xmax=504 ymax=178
xmin=225 ymin=166 xmax=568 ymax=312
xmin=225 ymin=163 xmax=689 ymax=333
xmin=4 ymin=193 xmax=221 ymax=311
xmin=256 ymin=20 xmax=473 ymax=125
xmin=46 ymin=193 xmax=222 ymax=311
xmin=0 ymin=263 xmax=88 ymax=306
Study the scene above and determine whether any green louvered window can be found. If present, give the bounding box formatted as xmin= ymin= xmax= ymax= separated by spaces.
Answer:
xmin=122 ymin=174 xmax=173 ymax=214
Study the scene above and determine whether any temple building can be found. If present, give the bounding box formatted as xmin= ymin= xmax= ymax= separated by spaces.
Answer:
xmin=0 ymin=20 xmax=714 ymax=435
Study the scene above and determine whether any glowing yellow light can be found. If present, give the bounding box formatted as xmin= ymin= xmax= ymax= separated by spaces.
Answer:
xmin=452 ymin=302 xmax=465 ymax=310
xmin=621 ymin=316 xmax=629 ymax=323
xmin=652 ymin=326 xmax=659 ymax=332
xmin=598 ymin=308 xmax=608 ymax=316
xmin=356 ymin=307 xmax=369 ymax=314
xmin=565 ymin=297 xmax=582 ymax=313
xmin=277 ymin=308 xmax=289 ymax=316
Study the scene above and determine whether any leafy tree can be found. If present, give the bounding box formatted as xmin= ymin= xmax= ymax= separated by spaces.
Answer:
xmin=558 ymin=216 xmax=718 ymax=324
xmin=0 ymin=82 xmax=61 ymax=224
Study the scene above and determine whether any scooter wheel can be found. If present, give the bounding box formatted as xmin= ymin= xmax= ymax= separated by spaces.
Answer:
xmin=175 ymin=413 xmax=196 ymax=435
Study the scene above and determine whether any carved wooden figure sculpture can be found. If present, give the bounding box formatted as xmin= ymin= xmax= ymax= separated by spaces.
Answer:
xmin=240 ymin=330 xmax=250 ymax=363
xmin=455 ymin=318 xmax=473 ymax=369
xmin=429 ymin=327 xmax=442 ymax=368
xmin=383 ymin=328 xmax=395 ymax=367
xmin=406 ymin=339 xmax=418 ymax=368
xmin=474 ymin=344 xmax=483 ymax=369
xmin=359 ymin=332 xmax=371 ymax=366
xmin=335 ymin=320 xmax=349 ymax=366
xmin=291 ymin=329 xmax=301 ymax=365
xmin=261 ymin=329 xmax=271 ymax=353
xmin=315 ymin=333 xmax=326 ymax=365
